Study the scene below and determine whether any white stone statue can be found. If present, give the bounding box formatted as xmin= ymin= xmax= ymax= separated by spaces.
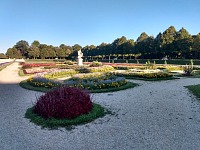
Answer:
xmin=77 ymin=49 xmax=83 ymax=66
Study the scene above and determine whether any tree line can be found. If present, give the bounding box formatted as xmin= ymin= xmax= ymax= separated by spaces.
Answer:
xmin=2 ymin=26 xmax=200 ymax=60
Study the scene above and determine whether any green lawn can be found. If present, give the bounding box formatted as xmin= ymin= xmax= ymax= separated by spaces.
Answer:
xmin=186 ymin=84 xmax=200 ymax=99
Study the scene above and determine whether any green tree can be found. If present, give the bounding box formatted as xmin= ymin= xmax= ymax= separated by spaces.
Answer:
xmin=28 ymin=41 xmax=40 ymax=59
xmin=14 ymin=40 xmax=29 ymax=58
xmin=0 ymin=53 xmax=7 ymax=59
xmin=72 ymin=44 xmax=82 ymax=52
xmin=154 ymin=32 xmax=164 ymax=59
xmin=160 ymin=26 xmax=177 ymax=58
xmin=48 ymin=45 xmax=56 ymax=59
xmin=56 ymin=47 xmax=66 ymax=59
xmin=59 ymin=44 xmax=73 ymax=58
xmin=118 ymin=39 xmax=134 ymax=59
xmin=32 ymin=40 xmax=40 ymax=47
xmin=174 ymin=28 xmax=193 ymax=58
xmin=111 ymin=36 xmax=127 ymax=58
xmin=192 ymin=33 xmax=200 ymax=59
xmin=28 ymin=45 xmax=40 ymax=59
xmin=136 ymin=32 xmax=149 ymax=42
xmin=6 ymin=48 xmax=22 ymax=59
xmin=39 ymin=44 xmax=49 ymax=59
xmin=135 ymin=32 xmax=149 ymax=58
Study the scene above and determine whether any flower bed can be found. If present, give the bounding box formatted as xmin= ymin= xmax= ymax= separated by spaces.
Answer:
xmin=64 ymin=72 xmax=127 ymax=90
xmin=77 ymin=65 xmax=114 ymax=73
xmin=25 ymin=86 xmax=106 ymax=129
xmin=43 ymin=69 xmax=77 ymax=78
xmin=27 ymin=76 xmax=62 ymax=88
xmin=21 ymin=62 xmax=56 ymax=69
xmin=23 ymin=68 xmax=60 ymax=74
xmin=115 ymin=71 xmax=173 ymax=79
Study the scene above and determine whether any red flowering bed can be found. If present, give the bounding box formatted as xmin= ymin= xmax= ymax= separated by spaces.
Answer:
xmin=23 ymin=68 xmax=59 ymax=74
xmin=21 ymin=63 xmax=56 ymax=69
xmin=33 ymin=86 xmax=93 ymax=119
xmin=83 ymin=62 xmax=141 ymax=67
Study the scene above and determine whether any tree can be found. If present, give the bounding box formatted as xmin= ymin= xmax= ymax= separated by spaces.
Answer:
xmin=28 ymin=45 xmax=40 ymax=59
xmin=118 ymin=39 xmax=134 ymax=59
xmin=192 ymin=33 xmax=200 ymax=59
xmin=47 ymin=45 xmax=56 ymax=59
xmin=56 ymin=47 xmax=66 ymax=59
xmin=111 ymin=36 xmax=127 ymax=58
xmin=136 ymin=32 xmax=149 ymax=42
xmin=39 ymin=44 xmax=49 ymax=59
xmin=14 ymin=40 xmax=29 ymax=58
xmin=135 ymin=33 xmax=149 ymax=58
xmin=174 ymin=28 xmax=193 ymax=58
xmin=59 ymin=44 xmax=73 ymax=58
xmin=32 ymin=40 xmax=40 ymax=47
xmin=154 ymin=32 xmax=164 ymax=59
xmin=160 ymin=26 xmax=177 ymax=58
xmin=6 ymin=48 xmax=22 ymax=59
xmin=72 ymin=44 xmax=82 ymax=52
xmin=0 ymin=53 xmax=7 ymax=59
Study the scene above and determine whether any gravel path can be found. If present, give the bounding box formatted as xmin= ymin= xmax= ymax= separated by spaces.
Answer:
xmin=1 ymin=62 xmax=200 ymax=150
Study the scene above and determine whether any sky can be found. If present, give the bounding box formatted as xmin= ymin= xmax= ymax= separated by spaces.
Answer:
xmin=0 ymin=0 xmax=200 ymax=54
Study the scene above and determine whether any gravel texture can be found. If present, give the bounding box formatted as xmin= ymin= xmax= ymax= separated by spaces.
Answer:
xmin=1 ymin=62 xmax=200 ymax=150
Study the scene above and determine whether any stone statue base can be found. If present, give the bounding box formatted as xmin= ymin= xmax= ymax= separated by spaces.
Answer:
xmin=78 ymin=58 xmax=83 ymax=66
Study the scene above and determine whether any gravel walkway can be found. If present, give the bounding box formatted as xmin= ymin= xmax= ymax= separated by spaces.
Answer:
xmin=1 ymin=62 xmax=200 ymax=150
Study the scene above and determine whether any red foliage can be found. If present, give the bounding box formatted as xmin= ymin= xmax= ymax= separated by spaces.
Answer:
xmin=21 ymin=63 xmax=56 ymax=69
xmin=33 ymin=87 xmax=93 ymax=119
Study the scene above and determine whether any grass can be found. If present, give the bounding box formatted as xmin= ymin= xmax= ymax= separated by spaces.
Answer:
xmin=185 ymin=84 xmax=200 ymax=99
xmin=19 ymin=80 xmax=138 ymax=93
xmin=25 ymin=103 xmax=106 ymax=130
xmin=122 ymin=76 xmax=179 ymax=81
xmin=18 ymin=69 xmax=33 ymax=76
xmin=19 ymin=80 xmax=53 ymax=92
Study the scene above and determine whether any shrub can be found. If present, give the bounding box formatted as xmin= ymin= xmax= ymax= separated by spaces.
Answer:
xmin=183 ymin=65 xmax=193 ymax=76
xmin=90 ymin=61 xmax=102 ymax=67
xmin=33 ymin=87 xmax=93 ymax=119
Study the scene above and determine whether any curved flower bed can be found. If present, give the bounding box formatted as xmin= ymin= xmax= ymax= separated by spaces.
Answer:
xmin=64 ymin=72 xmax=127 ymax=90
xmin=27 ymin=76 xmax=62 ymax=88
xmin=25 ymin=72 xmax=128 ymax=91
xmin=115 ymin=71 xmax=173 ymax=79
xmin=43 ymin=69 xmax=77 ymax=78
xmin=21 ymin=62 xmax=56 ymax=69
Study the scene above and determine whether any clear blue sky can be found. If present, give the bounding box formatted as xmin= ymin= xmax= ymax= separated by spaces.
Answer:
xmin=0 ymin=0 xmax=200 ymax=53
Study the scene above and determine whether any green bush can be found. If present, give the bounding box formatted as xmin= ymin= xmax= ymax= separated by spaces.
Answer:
xmin=90 ymin=61 xmax=102 ymax=67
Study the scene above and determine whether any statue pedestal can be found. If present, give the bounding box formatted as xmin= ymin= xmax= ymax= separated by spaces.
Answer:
xmin=78 ymin=58 xmax=83 ymax=66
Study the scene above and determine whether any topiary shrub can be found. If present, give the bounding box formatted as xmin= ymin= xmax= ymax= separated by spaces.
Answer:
xmin=33 ymin=86 xmax=93 ymax=119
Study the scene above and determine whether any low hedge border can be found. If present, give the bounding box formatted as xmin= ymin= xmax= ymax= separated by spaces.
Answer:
xmin=25 ymin=103 xmax=106 ymax=130
xmin=19 ymin=80 xmax=138 ymax=93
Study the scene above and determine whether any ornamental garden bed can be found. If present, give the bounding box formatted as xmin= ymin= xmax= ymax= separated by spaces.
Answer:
xmin=114 ymin=70 xmax=179 ymax=81
xmin=25 ymin=86 xmax=107 ymax=129
xmin=20 ymin=72 xmax=137 ymax=93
